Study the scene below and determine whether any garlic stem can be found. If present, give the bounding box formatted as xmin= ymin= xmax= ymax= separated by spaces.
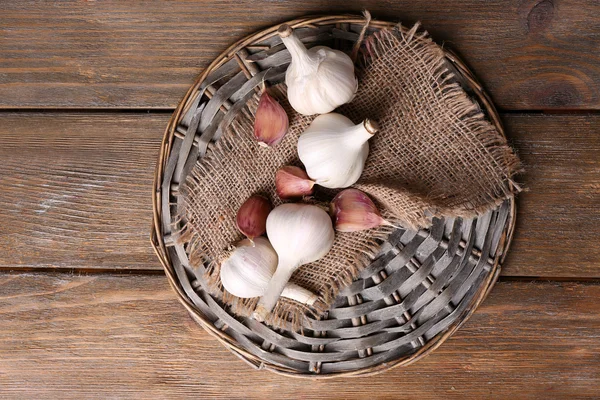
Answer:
xmin=344 ymin=119 xmax=378 ymax=147
xmin=282 ymin=282 xmax=318 ymax=305
xmin=253 ymin=259 xmax=297 ymax=321
xmin=278 ymin=25 xmax=317 ymax=70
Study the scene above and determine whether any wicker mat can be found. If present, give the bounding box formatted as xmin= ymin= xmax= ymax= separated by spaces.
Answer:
xmin=178 ymin=24 xmax=520 ymax=329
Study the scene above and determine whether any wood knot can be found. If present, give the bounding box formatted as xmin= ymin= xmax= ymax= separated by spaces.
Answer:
xmin=527 ymin=0 xmax=555 ymax=33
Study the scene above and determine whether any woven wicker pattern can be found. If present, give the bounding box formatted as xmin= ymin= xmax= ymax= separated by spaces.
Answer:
xmin=151 ymin=15 xmax=517 ymax=377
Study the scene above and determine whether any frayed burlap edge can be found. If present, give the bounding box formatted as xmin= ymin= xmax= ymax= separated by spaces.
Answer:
xmin=353 ymin=23 xmax=521 ymax=227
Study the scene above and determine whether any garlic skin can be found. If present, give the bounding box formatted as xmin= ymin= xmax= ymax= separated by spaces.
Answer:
xmin=275 ymin=165 xmax=315 ymax=199
xmin=298 ymin=113 xmax=379 ymax=189
xmin=278 ymin=24 xmax=358 ymax=115
xmin=331 ymin=188 xmax=393 ymax=232
xmin=253 ymin=204 xmax=334 ymax=321
xmin=220 ymin=237 xmax=318 ymax=304
xmin=236 ymin=195 xmax=272 ymax=241
xmin=254 ymin=88 xmax=289 ymax=147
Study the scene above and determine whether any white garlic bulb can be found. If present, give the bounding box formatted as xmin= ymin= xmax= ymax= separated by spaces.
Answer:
xmin=298 ymin=113 xmax=378 ymax=189
xmin=253 ymin=204 xmax=334 ymax=321
xmin=220 ymin=237 xmax=318 ymax=305
xmin=278 ymin=24 xmax=358 ymax=115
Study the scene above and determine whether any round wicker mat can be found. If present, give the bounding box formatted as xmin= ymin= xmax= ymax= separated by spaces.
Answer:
xmin=151 ymin=14 xmax=517 ymax=378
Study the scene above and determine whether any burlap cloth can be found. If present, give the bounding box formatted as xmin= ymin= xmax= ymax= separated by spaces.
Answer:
xmin=178 ymin=24 xmax=520 ymax=329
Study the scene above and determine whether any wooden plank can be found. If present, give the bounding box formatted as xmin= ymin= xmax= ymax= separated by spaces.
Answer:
xmin=0 ymin=113 xmax=168 ymax=271
xmin=0 ymin=273 xmax=598 ymax=398
xmin=1 ymin=1 xmax=599 ymax=110
xmin=504 ymin=115 xmax=600 ymax=278
xmin=1 ymin=113 xmax=598 ymax=277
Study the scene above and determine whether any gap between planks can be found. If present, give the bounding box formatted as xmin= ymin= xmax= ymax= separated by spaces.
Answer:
xmin=2 ymin=269 xmax=599 ymax=284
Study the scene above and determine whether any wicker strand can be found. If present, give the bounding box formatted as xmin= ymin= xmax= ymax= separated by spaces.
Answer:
xmin=151 ymin=15 xmax=518 ymax=378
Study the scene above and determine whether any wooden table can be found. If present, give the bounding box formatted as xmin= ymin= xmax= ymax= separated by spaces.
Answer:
xmin=1 ymin=2 xmax=599 ymax=398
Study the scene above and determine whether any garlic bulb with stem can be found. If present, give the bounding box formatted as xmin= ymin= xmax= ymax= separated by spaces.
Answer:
xmin=298 ymin=113 xmax=379 ymax=189
xmin=253 ymin=203 xmax=334 ymax=321
xmin=331 ymin=188 xmax=397 ymax=232
xmin=220 ymin=237 xmax=318 ymax=305
xmin=236 ymin=195 xmax=272 ymax=243
xmin=275 ymin=165 xmax=315 ymax=199
xmin=278 ymin=24 xmax=358 ymax=115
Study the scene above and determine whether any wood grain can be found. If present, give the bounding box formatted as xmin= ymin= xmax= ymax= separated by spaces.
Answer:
xmin=0 ymin=113 xmax=167 ymax=271
xmin=504 ymin=114 xmax=600 ymax=278
xmin=1 ymin=1 xmax=599 ymax=110
xmin=1 ymin=113 xmax=598 ymax=277
xmin=0 ymin=273 xmax=598 ymax=399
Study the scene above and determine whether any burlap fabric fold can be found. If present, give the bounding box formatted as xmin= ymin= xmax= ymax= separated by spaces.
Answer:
xmin=178 ymin=24 xmax=520 ymax=329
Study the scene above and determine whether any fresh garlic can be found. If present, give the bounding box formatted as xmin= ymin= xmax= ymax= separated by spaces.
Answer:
xmin=220 ymin=237 xmax=318 ymax=305
xmin=236 ymin=195 xmax=272 ymax=242
xmin=275 ymin=165 xmax=315 ymax=199
xmin=298 ymin=113 xmax=379 ymax=189
xmin=278 ymin=24 xmax=358 ymax=115
xmin=331 ymin=188 xmax=395 ymax=232
xmin=254 ymin=87 xmax=289 ymax=147
xmin=253 ymin=204 xmax=334 ymax=321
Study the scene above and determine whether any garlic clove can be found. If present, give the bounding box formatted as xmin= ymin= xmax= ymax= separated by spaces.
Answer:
xmin=331 ymin=188 xmax=392 ymax=232
xmin=254 ymin=88 xmax=289 ymax=147
xmin=253 ymin=203 xmax=334 ymax=321
xmin=278 ymin=24 xmax=358 ymax=115
xmin=298 ymin=113 xmax=378 ymax=189
xmin=275 ymin=166 xmax=315 ymax=200
xmin=236 ymin=195 xmax=272 ymax=241
xmin=220 ymin=237 xmax=318 ymax=304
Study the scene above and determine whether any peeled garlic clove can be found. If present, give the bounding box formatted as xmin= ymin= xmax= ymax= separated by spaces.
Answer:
xmin=278 ymin=24 xmax=358 ymax=115
xmin=331 ymin=188 xmax=391 ymax=232
xmin=236 ymin=195 xmax=272 ymax=241
xmin=275 ymin=166 xmax=315 ymax=199
xmin=254 ymin=88 xmax=289 ymax=147
xmin=298 ymin=113 xmax=378 ymax=189
xmin=220 ymin=237 xmax=318 ymax=304
xmin=253 ymin=203 xmax=334 ymax=321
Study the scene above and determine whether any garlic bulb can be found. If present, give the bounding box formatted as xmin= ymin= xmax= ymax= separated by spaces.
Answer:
xmin=253 ymin=204 xmax=334 ymax=321
xmin=236 ymin=195 xmax=272 ymax=242
xmin=331 ymin=188 xmax=395 ymax=232
xmin=220 ymin=237 xmax=318 ymax=305
xmin=298 ymin=113 xmax=379 ymax=189
xmin=254 ymin=88 xmax=289 ymax=147
xmin=278 ymin=24 xmax=358 ymax=115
